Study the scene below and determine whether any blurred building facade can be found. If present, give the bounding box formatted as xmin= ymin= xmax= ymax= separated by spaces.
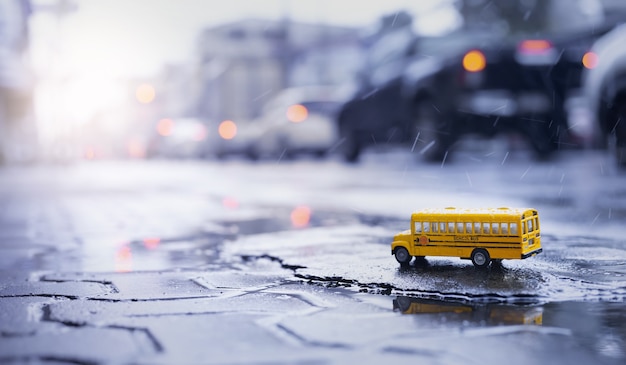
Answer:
xmin=194 ymin=19 xmax=362 ymax=127
xmin=0 ymin=0 xmax=36 ymax=163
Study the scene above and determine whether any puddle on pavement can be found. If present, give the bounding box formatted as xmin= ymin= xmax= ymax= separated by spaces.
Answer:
xmin=393 ymin=296 xmax=626 ymax=361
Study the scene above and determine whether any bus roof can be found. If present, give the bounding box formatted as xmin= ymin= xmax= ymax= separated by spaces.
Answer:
xmin=411 ymin=207 xmax=537 ymax=221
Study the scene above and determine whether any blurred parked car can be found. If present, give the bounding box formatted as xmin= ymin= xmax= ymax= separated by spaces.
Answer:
xmin=146 ymin=118 xmax=208 ymax=159
xmin=583 ymin=24 xmax=626 ymax=167
xmin=247 ymin=86 xmax=350 ymax=159
xmin=205 ymin=119 xmax=259 ymax=160
xmin=337 ymin=0 xmax=612 ymax=162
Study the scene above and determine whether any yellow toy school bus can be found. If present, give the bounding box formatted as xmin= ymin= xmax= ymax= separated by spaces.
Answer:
xmin=391 ymin=207 xmax=542 ymax=268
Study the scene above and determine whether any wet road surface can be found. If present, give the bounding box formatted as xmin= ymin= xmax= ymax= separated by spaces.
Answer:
xmin=0 ymin=147 xmax=624 ymax=364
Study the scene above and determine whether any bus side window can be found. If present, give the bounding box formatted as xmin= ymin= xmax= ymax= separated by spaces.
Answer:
xmin=423 ymin=222 xmax=430 ymax=233
xmin=483 ymin=222 xmax=490 ymax=234
xmin=501 ymin=223 xmax=509 ymax=235
xmin=414 ymin=221 xmax=422 ymax=233
xmin=457 ymin=222 xmax=464 ymax=233
xmin=474 ymin=222 xmax=481 ymax=234
xmin=523 ymin=220 xmax=527 ymax=234
xmin=431 ymin=222 xmax=438 ymax=233
xmin=491 ymin=223 xmax=499 ymax=234
xmin=465 ymin=222 xmax=472 ymax=234
xmin=440 ymin=222 xmax=446 ymax=233
xmin=534 ymin=218 xmax=539 ymax=231
xmin=448 ymin=222 xmax=455 ymax=233
xmin=510 ymin=223 xmax=518 ymax=235
xmin=527 ymin=220 xmax=533 ymax=232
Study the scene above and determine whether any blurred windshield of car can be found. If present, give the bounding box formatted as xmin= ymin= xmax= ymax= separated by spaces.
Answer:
xmin=459 ymin=0 xmax=604 ymax=36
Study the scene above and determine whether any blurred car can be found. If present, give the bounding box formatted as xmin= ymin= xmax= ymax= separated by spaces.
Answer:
xmin=246 ymin=86 xmax=350 ymax=159
xmin=582 ymin=24 xmax=626 ymax=167
xmin=146 ymin=117 xmax=209 ymax=159
xmin=205 ymin=119 xmax=259 ymax=160
xmin=337 ymin=0 xmax=612 ymax=162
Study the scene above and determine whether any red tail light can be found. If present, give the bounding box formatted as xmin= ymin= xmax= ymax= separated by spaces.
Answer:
xmin=518 ymin=40 xmax=553 ymax=54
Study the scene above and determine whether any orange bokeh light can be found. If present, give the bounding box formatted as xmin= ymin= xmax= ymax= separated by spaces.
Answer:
xmin=463 ymin=50 xmax=486 ymax=73
xmin=127 ymin=139 xmax=146 ymax=158
xmin=222 ymin=197 xmax=240 ymax=209
xmin=136 ymin=83 xmax=156 ymax=104
xmin=143 ymin=237 xmax=161 ymax=250
xmin=218 ymin=120 xmax=237 ymax=140
xmin=84 ymin=146 xmax=97 ymax=160
xmin=157 ymin=118 xmax=174 ymax=137
xmin=193 ymin=125 xmax=208 ymax=141
xmin=291 ymin=205 xmax=311 ymax=228
xmin=582 ymin=52 xmax=599 ymax=69
xmin=115 ymin=246 xmax=132 ymax=273
xmin=286 ymin=104 xmax=308 ymax=123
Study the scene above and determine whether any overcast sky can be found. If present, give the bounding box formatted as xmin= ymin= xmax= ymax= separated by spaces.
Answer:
xmin=29 ymin=0 xmax=458 ymax=78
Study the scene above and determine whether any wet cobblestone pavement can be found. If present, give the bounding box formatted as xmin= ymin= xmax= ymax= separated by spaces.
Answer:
xmin=1 ymin=150 xmax=625 ymax=364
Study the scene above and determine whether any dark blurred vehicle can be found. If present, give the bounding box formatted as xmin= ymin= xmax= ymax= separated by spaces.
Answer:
xmin=336 ymin=11 xmax=417 ymax=162
xmin=337 ymin=0 xmax=611 ymax=162
xmin=247 ymin=86 xmax=349 ymax=159
xmin=583 ymin=24 xmax=626 ymax=167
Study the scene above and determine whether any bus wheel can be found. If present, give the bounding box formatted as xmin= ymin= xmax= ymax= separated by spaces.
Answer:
xmin=471 ymin=249 xmax=490 ymax=268
xmin=394 ymin=247 xmax=411 ymax=265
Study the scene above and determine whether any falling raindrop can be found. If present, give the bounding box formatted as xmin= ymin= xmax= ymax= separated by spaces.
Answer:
xmin=362 ymin=88 xmax=379 ymax=99
xmin=501 ymin=151 xmax=509 ymax=165
xmin=391 ymin=12 xmax=399 ymax=27
xmin=411 ymin=132 xmax=421 ymax=152
xmin=328 ymin=138 xmax=345 ymax=153
xmin=591 ymin=212 xmax=600 ymax=226
xmin=253 ymin=89 xmax=273 ymax=101
xmin=276 ymin=149 xmax=286 ymax=163
xmin=420 ymin=140 xmax=435 ymax=154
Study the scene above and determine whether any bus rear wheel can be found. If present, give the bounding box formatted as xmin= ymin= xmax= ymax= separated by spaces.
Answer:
xmin=394 ymin=247 xmax=411 ymax=265
xmin=471 ymin=249 xmax=490 ymax=268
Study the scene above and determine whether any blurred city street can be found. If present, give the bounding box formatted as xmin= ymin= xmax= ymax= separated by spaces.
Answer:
xmin=0 ymin=148 xmax=625 ymax=364
xmin=2 ymin=0 xmax=626 ymax=364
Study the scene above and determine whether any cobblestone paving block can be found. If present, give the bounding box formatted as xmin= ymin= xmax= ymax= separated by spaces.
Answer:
xmin=276 ymin=308 xmax=415 ymax=347
xmin=47 ymin=291 xmax=315 ymax=325
xmin=43 ymin=271 xmax=220 ymax=300
xmin=115 ymin=313 xmax=338 ymax=365
xmin=0 ymin=297 xmax=64 ymax=335
xmin=0 ymin=281 xmax=113 ymax=298
xmin=377 ymin=327 xmax=608 ymax=365
xmin=0 ymin=326 xmax=157 ymax=364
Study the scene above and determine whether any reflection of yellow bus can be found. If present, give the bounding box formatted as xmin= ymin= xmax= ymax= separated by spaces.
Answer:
xmin=393 ymin=296 xmax=543 ymax=325
xmin=391 ymin=207 xmax=542 ymax=268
